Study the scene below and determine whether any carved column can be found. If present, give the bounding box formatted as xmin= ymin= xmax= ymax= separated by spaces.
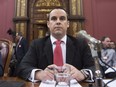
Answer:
xmin=13 ymin=0 xmax=29 ymax=38
xmin=13 ymin=0 xmax=85 ymax=43
xmin=68 ymin=0 xmax=84 ymax=37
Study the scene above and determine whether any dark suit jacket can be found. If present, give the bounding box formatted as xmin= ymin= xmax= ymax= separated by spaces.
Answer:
xmin=10 ymin=37 xmax=28 ymax=76
xmin=16 ymin=37 xmax=28 ymax=64
xmin=17 ymin=35 xmax=95 ymax=80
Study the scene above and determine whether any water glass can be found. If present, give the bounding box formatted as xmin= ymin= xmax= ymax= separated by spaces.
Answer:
xmin=54 ymin=66 xmax=71 ymax=87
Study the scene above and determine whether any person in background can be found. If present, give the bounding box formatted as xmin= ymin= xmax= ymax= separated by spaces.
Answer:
xmin=101 ymin=36 xmax=116 ymax=66
xmin=100 ymin=36 xmax=116 ymax=78
xmin=17 ymin=8 xmax=95 ymax=82
xmin=9 ymin=32 xmax=28 ymax=76
xmin=0 ymin=51 xmax=3 ymax=76
xmin=110 ymin=40 xmax=116 ymax=52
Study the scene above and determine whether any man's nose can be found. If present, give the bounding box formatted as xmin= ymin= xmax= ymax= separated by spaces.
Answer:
xmin=56 ymin=19 xmax=61 ymax=25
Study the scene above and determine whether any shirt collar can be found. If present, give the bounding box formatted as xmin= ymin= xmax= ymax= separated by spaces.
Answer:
xmin=50 ymin=35 xmax=67 ymax=44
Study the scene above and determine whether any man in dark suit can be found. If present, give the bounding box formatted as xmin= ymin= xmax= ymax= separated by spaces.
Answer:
xmin=10 ymin=32 xmax=28 ymax=76
xmin=17 ymin=8 xmax=95 ymax=82
xmin=15 ymin=32 xmax=28 ymax=65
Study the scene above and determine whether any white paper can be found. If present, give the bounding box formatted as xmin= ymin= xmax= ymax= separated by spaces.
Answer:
xmin=39 ymin=79 xmax=82 ymax=87
xmin=105 ymin=67 xmax=116 ymax=74
xmin=103 ymin=79 xmax=116 ymax=87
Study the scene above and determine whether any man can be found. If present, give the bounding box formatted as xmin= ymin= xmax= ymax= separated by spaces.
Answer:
xmin=101 ymin=36 xmax=116 ymax=67
xmin=15 ymin=32 xmax=28 ymax=63
xmin=17 ymin=8 xmax=95 ymax=82
xmin=100 ymin=36 xmax=116 ymax=78
xmin=110 ymin=41 xmax=116 ymax=52
xmin=10 ymin=32 xmax=28 ymax=76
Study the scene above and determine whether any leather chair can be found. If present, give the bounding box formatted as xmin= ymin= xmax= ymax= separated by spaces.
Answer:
xmin=0 ymin=39 xmax=13 ymax=76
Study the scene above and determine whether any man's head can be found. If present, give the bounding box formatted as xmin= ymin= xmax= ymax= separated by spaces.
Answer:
xmin=101 ymin=36 xmax=111 ymax=48
xmin=47 ymin=8 xmax=69 ymax=39
xmin=15 ymin=32 xmax=22 ymax=43
xmin=110 ymin=41 xmax=116 ymax=49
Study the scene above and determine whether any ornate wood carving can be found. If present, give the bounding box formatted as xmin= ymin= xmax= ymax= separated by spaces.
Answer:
xmin=13 ymin=0 xmax=28 ymax=38
xmin=13 ymin=0 xmax=85 ymax=43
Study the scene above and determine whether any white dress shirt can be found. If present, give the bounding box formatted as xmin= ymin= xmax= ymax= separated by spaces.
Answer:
xmin=29 ymin=35 xmax=67 ymax=82
xmin=29 ymin=35 xmax=94 ymax=82
xmin=50 ymin=35 xmax=67 ymax=64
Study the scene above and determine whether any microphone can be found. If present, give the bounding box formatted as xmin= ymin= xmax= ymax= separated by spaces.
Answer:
xmin=77 ymin=30 xmax=105 ymax=87
xmin=94 ymin=57 xmax=105 ymax=87
xmin=77 ymin=30 xmax=100 ymax=44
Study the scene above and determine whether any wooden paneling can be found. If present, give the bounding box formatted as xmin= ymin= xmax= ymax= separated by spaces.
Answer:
xmin=14 ymin=0 xmax=85 ymax=43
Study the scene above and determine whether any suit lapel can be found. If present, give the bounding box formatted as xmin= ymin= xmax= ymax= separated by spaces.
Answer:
xmin=44 ymin=38 xmax=53 ymax=64
xmin=43 ymin=36 xmax=76 ymax=65
xmin=66 ymin=37 xmax=75 ymax=64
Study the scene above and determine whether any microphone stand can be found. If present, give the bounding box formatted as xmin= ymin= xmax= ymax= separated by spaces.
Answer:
xmin=90 ymin=41 xmax=105 ymax=87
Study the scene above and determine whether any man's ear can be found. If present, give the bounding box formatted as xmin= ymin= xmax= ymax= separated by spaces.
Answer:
xmin=67 ymin=21 xmax=69 ymax=28
xmin=47 ymin=21 xmax=50 ymax=28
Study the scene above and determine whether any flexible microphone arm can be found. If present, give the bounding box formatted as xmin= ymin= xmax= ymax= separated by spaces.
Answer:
xmin=78 ymin=30 xmax=116 ymax=87
xmin=77 ymin=30 xmax=101 ymax=44
xmin=91 ymin=43 xmax=104 ymax=87
xmin=77 ymin=30 xmax=104 ymax=87
xmin=77 ymin=30 xmax=116 ymax=69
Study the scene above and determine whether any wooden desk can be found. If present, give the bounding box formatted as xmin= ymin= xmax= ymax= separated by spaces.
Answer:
xmin=0 ymin=76 xmax=93 ymax=87
xmin=0 ymin=76 xmax=39 ymax=87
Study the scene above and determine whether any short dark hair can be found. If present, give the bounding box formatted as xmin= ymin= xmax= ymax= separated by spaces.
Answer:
xmin=47 ymin=8 xmax=69 ymax=20
xmin=7 ymin=29 xmax=16 ymax=36
xmin=101 ymin=36 xmax=109 ymax=41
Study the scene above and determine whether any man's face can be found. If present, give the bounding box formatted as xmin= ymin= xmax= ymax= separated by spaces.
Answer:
xmin=15 ymin=33 xmax=20 ymax=42
xmin=47 ymin=9 xmax=69 ymax=39
xmin=102 ymin=37 xmax=111 ymax=48
xmin=110 ymin=42 xmax=115 ymax=48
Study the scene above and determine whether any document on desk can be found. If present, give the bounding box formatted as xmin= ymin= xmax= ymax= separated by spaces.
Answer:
xmin=105 ymin=67 xmax=116 ymax=74
xmin=103 ymin=79 xmax=116 ymax=87
xmin=39 ymin=79 xmax=82 ymax=87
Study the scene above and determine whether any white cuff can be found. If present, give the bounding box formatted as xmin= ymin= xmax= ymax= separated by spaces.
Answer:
xmin=28 ymin=69 xmax=42 ymax=82
xmin=81 ymin=69 xmax=94 ymax=82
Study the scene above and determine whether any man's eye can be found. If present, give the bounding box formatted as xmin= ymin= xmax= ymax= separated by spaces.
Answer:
xmin=51 ymin=17 xmax=57 ymax=20
xmin=60 ymin=16 xmax=66 ymax=20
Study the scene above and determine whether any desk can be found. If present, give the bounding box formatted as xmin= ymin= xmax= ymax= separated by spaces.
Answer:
xmin=0 ymin=76 xmax=39 ymax=87
xmin=0 ymin=76 xmax=92 ymax=87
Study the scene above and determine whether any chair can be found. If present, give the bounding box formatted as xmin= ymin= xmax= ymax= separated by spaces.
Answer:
xmin=0 ymin=39 xmax=13 ymax=76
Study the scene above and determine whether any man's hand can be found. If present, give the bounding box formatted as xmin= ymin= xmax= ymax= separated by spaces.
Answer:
xmin=35 ymin=64 xmax=56 ymax=81
xmin=64 ymin=64 xmax=85 ymax=81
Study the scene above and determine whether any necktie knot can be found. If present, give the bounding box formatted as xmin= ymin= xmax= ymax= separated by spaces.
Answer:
xmin=55 ymin=40 xmax=61 ymax=45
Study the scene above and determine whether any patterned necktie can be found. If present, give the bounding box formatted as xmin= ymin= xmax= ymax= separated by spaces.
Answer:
xmin=53 ymin=40 xmax=63 ymax=66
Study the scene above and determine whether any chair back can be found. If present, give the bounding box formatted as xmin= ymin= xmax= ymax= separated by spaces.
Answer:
xmin=0 ymin=39 xmax=13 ymax=76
